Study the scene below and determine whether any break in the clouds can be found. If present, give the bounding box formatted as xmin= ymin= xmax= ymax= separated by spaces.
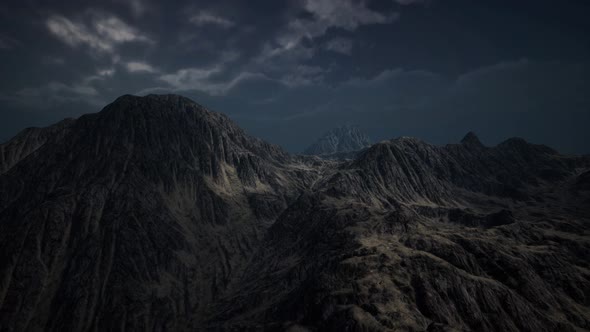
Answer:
xmin=0 ymin=0 xmax=589 ymax=154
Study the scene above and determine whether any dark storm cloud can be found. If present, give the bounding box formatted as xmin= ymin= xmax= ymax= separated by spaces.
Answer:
xmin=0 ymin=0 xmax=589 ymax=153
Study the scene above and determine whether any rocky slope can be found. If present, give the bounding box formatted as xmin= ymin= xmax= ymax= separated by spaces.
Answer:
xmin=1 ymin=95 xmax=589 ymax=331
xmin=212 ymin=133 xmax=590 ymax=331
xmin=304 ymin=125 xmax=372 ymax=156
xmin=0 ymin=95 xmax=319 ymax=331
xmin=0 ymin=118 xmax=75 ymax=174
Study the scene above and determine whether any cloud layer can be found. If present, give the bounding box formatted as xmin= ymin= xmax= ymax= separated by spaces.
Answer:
xmin=46 ymin=13 xmax=151 ymax=54
xmin=1 ymin=0 xmax=589 ymax=154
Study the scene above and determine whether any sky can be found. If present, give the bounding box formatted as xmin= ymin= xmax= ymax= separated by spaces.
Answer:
xmin=0 ymin=0 xmax=589 ymax=153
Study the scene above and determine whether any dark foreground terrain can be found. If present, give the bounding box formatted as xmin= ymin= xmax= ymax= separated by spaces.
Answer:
xmin=1 ymin=95 xmax=589 ymax=331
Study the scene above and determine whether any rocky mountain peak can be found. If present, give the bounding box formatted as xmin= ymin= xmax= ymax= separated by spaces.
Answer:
xmin=461 ymin=131 xmax=484 ymax=147
xmin=303 ymin=125 xmax=371 ymax=155
xmin=98 ymin=94 xmax=213 ymax=123
xmin=77 ymin=94 xmax=289 ymax=166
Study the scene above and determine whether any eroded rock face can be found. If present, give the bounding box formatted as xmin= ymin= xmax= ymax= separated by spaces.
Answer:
xmin=0 ymin=118 xmax=74 ymax=175
xmin=304 ymin=125 xmax=372 ymax=156
xmin=1 ymin=95 xmax=589 ymax=331
xmin=0 ymin=95 xmax=319 ymax=331
xmin=210 ymin=133 xmax=590 ymax=331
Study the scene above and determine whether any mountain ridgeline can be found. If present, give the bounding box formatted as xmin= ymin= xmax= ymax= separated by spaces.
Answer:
xmin=0 ymin=94 xmax=589 ymax=331
xmin=304 ymin=125 xmax=372 ymax=156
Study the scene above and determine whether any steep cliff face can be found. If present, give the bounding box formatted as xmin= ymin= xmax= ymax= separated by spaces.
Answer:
xmin=1 ymin=96 xmax=589 ymax=332
xmin=304 ymin=125 xmax=372 ymax=156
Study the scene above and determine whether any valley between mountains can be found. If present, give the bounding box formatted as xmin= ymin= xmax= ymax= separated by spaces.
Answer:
xmin=1 ymin=94 xmax=589 ymax=331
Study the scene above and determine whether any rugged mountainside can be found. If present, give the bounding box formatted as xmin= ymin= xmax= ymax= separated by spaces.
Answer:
xmin=0 ymin=95 xmax=319 ymax=331
xmin=1 ymin=95 xmax=589 ymax=332
xmin=304 ymin=125 xmax=372 ymax=156
xmin=213 ymin=134 xmax=590 ymax=331
xmin=0 ymin=118 xmax=75 ymax=174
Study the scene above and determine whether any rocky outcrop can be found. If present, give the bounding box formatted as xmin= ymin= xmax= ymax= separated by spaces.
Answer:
xmin=0 ymin=118 xmax=74 ymax=174
xmin=0 ymin=95 xmax=589 ymax=331
xmin=304 ymin=125 xmax=372 ymax=156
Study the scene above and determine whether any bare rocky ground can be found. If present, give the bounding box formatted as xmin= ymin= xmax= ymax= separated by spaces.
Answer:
xmin=0 ymin=95 xmax=589 ymax=331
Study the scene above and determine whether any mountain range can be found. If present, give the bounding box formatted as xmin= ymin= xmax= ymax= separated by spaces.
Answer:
xmin=0 ymin=94 xmax=589 ymax=331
